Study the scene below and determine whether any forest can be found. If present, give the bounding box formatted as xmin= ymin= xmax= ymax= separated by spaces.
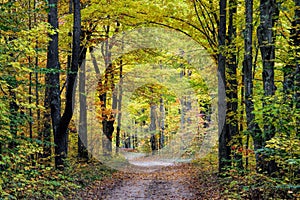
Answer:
xmin=0 ymin=0 xmax=299 ymax=199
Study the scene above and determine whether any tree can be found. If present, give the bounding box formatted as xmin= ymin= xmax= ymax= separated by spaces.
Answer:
xmin=150 ymin=102 xmax=158 ymax=154
xmin=116 ymin=44 xmax=124 ymax=153
xmin=57 ymin=0 xmax=82 ymax=168
xmin=243 ymin=0 xmax=264 ymax=172
xmin=291 ymin=0 xmax=300 ymax=130
xmin=257 ymin=0 xmax=279 ymax=175
xmin=218 ymin=0 xmax=229 ymax=173
xmin=99 ymin=23 xmax=114 ymax=156
xmin=44 ymin=0 xmax=61 ymax=166
xmin=159 ymin=96 xmax=165 ymax=149
xmin=226 ymin=0 xmax=242 ymax=169
xmin=78 ymin=41 xmax=88 ymax=160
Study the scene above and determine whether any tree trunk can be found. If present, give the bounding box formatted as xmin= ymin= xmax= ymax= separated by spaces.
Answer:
xmin=100 ymin=24 xmax=111 ymax=156
xmin=34 ymin=0 xmax=42 ymax=159
xmin=159 ymin=97 xmax=165 ymax=149
xmin=226 ymin=0 xmax=243 ymax=170
xmin=44 ymin=0 xmax=61 ymax=165
xmin=218 ymin=0 xmax=230 ymax=173
xmin=43 ymin=86 xmax=52 ymax=159
xmin=292 ymin=0 xmax=300 ymax=133
xmin=56 ymin=0 xmax=81 ymax=169
xmin=89 ymin=47 xmax=101 ymax=156
xmin=244 ymin=0 xmax=264 ymax=172
xmin=78 ymin=47 xmax=88 ymax=160
xmin=150 ymin=103 xmax=157 ymax=154
xmin=257 ymin=0 xmax=278 ymax=175
xmin=116 ymin=56 xmax=123 ymax=153
xmin=8 ymin=82 xmax=18 ymax=149
xmin=34 ymin=0 xmax=41 ymax=144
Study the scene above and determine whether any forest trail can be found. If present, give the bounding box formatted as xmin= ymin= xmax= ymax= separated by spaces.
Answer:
xmin=74 ymin=156 xmax=221 ymax=200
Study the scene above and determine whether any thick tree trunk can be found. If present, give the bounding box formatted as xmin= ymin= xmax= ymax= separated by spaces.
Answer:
xmin=226 ymin=0 xmax=243 ymax=170
xmin=101 ymin=21 xmax=120 ymax=155
xmin=34 ymin=0 xmax=42 ymax=158
xmin=29 ymin=68 xmax=33 ymax=139
xmin=159 ymin=97 xmax=165 ymax=149
xmin=34 ymin=0 xmax=41 ymax=144
xmin=89 ymin=47 xmax=102 ymax=156
xmin=244 ymin=0 xmax=264 ymax=172
xmin=150 ymin=103 xmax=157 ymax=154
xmin=292 ymin=0 xmax=300 ymax=133
xmin=8 ymin=83 xmax=18 ymax=149
xmin=116 ymin=57 xmax=123 ymax=153
xmin=56 ymin=0 xmax=81 ymax=169
xmin=101 ymin=24 xmax=112 ymax=156
xmin=218 ymin=0 xmax=230 ymax=173
xmin=283 ymin=0 xmax=300 ymax=137
xmin=44 ymin=0 xmax=61 ymax=164
xmin=257 ymin=0 xmax=278 ymax=174
xmin=43 ymin=87 xmax=52 ymax=158
xmin=257 ymin=0 xmax=278 ymax=138
xmin=78 ymin=49 xmax=88 ymax=160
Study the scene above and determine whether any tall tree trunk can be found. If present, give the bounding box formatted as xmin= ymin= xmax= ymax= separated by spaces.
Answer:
xmin=243 ymin=0 xmax=264 ymax=173
xmin=8 ymin=82 xmax=18 ymax=149
xmin=150 ymin=103 xmax=157 ymax=154
xmin=101 ymin=24 xmax=113 ymax=156
xmin=28 ymin=0 xmax=33 ymax=139
xmin=77 ymin=9 xmax=89 ymax=160
xmin=89 ymin=47 xmax=101 ymax=156
xmin=257 ymin=0 xmax=278 ymax=174
xmin=283 ymin=0 xmax=300 ymax=138
xmin=34 ymin=0 xmax=41 ymax=144
xmin=34 ymin=0 xmax=42 ymax=161
xmin=159 ymin=96 xmax=165 ymax=149
xmin=43 ymin=87 xmax=52 ymax=158
xmin=43 ymin=0 xmax=61 ymax=163
xmin=28 ymin=54 xmax=33 ymax=138
xmin=292 ymin=0 xmax=300 ymax=133
xmin=218 ymin=0 xmax=230 ymax=173
xmin=101 ymin=21 xmax=120 ymax=155
xmin=56 ymin=0 xmax=81 ymax=169
xmin=28 ymin=0 xmax=34 ymax=163
xmin=226 ymin=0 xmax=242 ymax=169
xmin=116 ymin=55 xmax=123 ymax=153
xmin=240 ymin=66 xmax=248 ymax=169
xmin=78 ymin=46 xmax=88 ymax=160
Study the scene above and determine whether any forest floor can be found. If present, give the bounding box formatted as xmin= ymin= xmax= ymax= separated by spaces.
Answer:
xmin=71 ymin=153 xmax=222 ymax=200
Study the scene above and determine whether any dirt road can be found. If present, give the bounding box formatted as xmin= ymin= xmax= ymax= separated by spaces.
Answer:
xmin=74 ymin=161 xmax=220 ymax=200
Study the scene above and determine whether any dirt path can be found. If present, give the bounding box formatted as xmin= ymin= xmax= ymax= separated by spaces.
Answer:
xmin=100 ymin=164 xmax=196 ymax=199
xmin=74 ymin=162 xmax=221 ymax=200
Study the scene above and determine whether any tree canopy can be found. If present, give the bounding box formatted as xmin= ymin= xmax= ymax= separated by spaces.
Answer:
xmin=0 ymin=0 xmax=299 ymax=199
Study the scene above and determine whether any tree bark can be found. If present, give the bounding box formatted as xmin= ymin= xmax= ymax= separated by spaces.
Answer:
xmin=159 ymin=97 xmax=165 ymax=149
xmin=226 ymin=0 xmax=242 ymax=169
xmin=78 ymin=47 xmax=88 ymax=160
xmin=56 ymin=0 xmax=81 ymax=169
xmin=150 ymin=103 xmax=158 ymax=154
xmin=116 ymin=56 xmax=123 ymax=153
xmin=257 ymin=0 xmax=278 ymax=174
xmin=292 ymin=0 xmax=300 ymax=132
xmin=101 ymin=24 xmax=113 ymax=156
xmin=244 ymin=0 xmax=264 ymax=172
xmin=8 ymin=81 xmax=18 ymax=149
xmin=44 ymin=0 xmax=61 ymax=163
xmin=218 ymin=0 xmax=230 ymax=173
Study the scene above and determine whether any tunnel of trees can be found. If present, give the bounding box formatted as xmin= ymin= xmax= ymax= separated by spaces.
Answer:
xmin=0 ymin=0 xmax=299 ymax=199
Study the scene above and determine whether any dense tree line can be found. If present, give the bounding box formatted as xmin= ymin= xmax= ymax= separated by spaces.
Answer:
xmin=0 ymin=0 xmax=299 ymax=198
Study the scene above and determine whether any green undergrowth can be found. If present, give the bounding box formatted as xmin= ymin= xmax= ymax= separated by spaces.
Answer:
xmin=192 ymin=151 xmax=299 ymax=199
xmin=0 ymin=158 xmax=115 ymax=200
xmin=220 ymin=170 xmax=299 ymax=199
